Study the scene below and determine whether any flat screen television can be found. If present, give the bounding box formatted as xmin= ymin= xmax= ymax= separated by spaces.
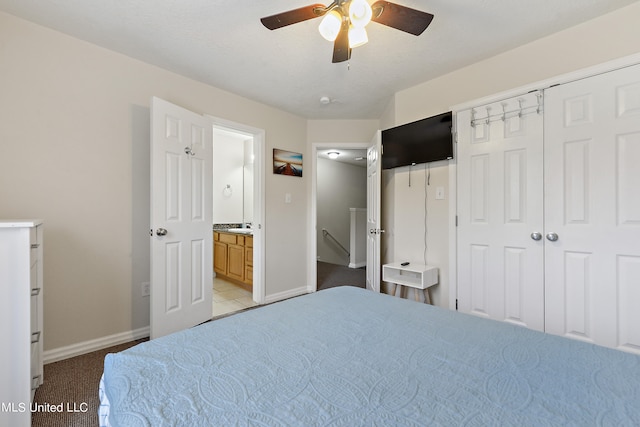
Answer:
xmin=381 ymin=111 xmax=453 ymax=170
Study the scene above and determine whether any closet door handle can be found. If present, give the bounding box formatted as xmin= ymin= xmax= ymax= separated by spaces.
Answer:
xmin=546 ymin=232 xmax=559 ymax=242
xmin=530 ymin=232 xmax=542 ymax=241
xmin=156 ymin=228 xmax=168 ymax=236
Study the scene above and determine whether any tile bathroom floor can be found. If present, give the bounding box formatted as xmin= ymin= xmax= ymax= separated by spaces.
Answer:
xmin=212 ymin=276 xmax=257 ymax=317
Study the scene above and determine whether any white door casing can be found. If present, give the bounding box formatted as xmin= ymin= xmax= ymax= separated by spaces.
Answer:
xmin=544 ymin=64 xmax=640 ymax=352
xmin=150 ymin=97 xmax=213 ymax=339
xmin=366 ymin=131 xmax=382 ymax=293
xmin=456 ymin=92 xmax=545 ymax=331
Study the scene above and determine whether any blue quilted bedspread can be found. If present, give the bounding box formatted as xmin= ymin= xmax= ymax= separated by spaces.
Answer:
xmin=103 ymin=287 xmax=640 ymax=426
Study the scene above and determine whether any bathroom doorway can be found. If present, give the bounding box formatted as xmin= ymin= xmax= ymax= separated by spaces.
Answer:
xmin=210 ymin=120 xmax=265 ymax=316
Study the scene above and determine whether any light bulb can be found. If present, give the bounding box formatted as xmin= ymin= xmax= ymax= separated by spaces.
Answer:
xmin=348 ymin=26 xmax=368 ymax=48
xmin=349 ymin=0 xmax=372 ymax=28
xmin=318 ymin=10 xmax=342 ymax=42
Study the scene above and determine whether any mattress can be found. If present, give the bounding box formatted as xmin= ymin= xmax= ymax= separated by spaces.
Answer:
xmin=102 ymin=286 xmax=640 ymax=426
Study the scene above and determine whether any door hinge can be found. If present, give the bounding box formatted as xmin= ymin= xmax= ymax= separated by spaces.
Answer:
xmin=455 ymin=215 xmax=458 ymax=227
xmin=455 ymin=299 xmax=458 ymax=310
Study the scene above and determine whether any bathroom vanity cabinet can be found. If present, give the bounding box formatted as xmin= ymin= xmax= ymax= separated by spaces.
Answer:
xmin=214 ymin=230 xmax=253 ymax=290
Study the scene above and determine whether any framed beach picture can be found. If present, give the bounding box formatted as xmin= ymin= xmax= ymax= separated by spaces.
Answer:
xmin=273 ymin=149 xmax=303 ymax=177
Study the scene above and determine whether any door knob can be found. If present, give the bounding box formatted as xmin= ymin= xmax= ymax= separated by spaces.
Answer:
xmin=546 ymin=232 xmax=559 ymax=242
xmin=156 ymin=228 xmax=168 ymax=236
xmin=530 ymin=232 xmax=542 ymax=241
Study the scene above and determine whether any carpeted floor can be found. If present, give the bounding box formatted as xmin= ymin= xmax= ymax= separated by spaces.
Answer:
xmin=317 ymin=261 xmax=366 ymax=290
xmin=32 ymin=339 xmax=147 ymax=427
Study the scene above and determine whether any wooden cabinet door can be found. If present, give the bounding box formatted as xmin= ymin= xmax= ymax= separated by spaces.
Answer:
xmin=227 ymin=244 xmax=244 ymax=281
xmin=214 ymin=241 xmax=228 ymax=275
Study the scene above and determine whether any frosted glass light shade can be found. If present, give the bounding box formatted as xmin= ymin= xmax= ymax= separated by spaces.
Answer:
xmin=318 ymin=10 xmax=342 ymax=42
xmin=348 ymin=26 xmax=368 ymax=48
xmin=349 ymin=0 xmax=372 ymax=28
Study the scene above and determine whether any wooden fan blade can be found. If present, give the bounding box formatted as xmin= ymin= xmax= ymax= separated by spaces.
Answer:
xmin=261 ymin=4 xmax=326 ymax=30
xmin=371 ymin=1 xmax=434 ymax=36
xmin=332 ymin=22 xmax=351 ymax=63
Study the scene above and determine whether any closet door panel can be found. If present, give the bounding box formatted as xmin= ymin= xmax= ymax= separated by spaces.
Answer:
xmin=544 ymin=63 xmax=640 ymax=353
xmin=456 ymin=92 xmax=545 ymax=330
xmin=617 ymin=132 xmax=640 ymax=225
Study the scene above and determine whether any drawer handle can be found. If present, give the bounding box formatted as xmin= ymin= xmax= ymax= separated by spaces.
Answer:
xmin=31 ymin=331 xmax=41 ymax=344
xmin=31 ymin=287 xmax=41 ymax=296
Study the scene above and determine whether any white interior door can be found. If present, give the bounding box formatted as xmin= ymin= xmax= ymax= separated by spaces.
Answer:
xmin=150 ymin=97 xmax=213 ymax=339
xmin=544 ymin=64 xmax=640 ymax=352
xmin=456 ymin=92 xmax=545 ymax=331
xmin=366 ymin=131 xmax=382 ymax=293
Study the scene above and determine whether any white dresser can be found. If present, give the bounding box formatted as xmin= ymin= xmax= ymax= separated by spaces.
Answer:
xmin=0 ymin=220 xmax=44 ymax=427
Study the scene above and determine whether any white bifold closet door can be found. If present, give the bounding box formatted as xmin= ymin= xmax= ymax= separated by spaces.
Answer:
xmin=456 ymin=92 xmax=545 ymax=331
xmin=457 ymin=63 xmax=640 ymax=353
xmin=544 ymin=64 xmax=640 ymax=352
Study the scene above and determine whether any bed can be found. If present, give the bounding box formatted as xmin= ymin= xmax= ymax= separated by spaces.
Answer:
xmin=101 ymin=286 xmax=640 ymax=426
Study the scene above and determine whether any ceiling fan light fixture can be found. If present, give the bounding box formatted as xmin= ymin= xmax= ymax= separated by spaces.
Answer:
xmin=349 ymin=0 xmax=373 ymax=28
xmin=318 ymin=9 xmax=342 ymax=41
xmin=348 ymin=26 xmax=368 ymax=48
xmin=261 ymin=2 xmax=435 ymax=63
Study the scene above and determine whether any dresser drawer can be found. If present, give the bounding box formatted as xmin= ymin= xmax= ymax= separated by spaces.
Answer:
xmin=30 ymin=247 xmax=39 ymax=268
xmin=30 ymin=262 xmax=38 ymax=290
xmin=30 ymin=226 xmax=41 ymax=267
xmin=29 ymin=227 xmax=38 ymax=246
xmin=31 ymin=341 xmax=40 ymax=376
xmin=31 ymin=289 xmax=41 ymax=332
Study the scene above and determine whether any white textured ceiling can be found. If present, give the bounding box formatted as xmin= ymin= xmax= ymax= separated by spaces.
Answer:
xmin=0 ymin=0 xmax=636 ymax=119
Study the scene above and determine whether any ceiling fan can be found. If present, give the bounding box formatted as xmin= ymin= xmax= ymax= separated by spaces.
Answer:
xmin=260 ymin=0 xmax=434 ymax=63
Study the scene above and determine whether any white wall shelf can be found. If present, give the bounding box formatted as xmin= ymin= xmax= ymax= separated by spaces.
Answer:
xmin=382 ymin=262 xmax=439 ymax=289
xmin=383 ymin=262 xmax=438 ymax=304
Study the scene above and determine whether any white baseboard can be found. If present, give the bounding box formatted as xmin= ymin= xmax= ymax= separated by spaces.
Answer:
xmin=43 ymin=326 xmax=150 ymax=364
xmin=264 ymin=286 xmax=308 ymax=304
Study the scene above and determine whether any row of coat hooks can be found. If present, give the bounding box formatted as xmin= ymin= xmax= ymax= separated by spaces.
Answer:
xmin=470 ymin=91 xmax=543 ymax=127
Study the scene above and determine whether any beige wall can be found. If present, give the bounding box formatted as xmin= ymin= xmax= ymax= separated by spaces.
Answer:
xmin=307 ymin=120 xmax=380 ymax=144
xmin=394 ymin=2 xmax=640 ymax=123
xmin=386 ymin=2 xmax=640 ymax=308
xmin=2 ymin=2 xmax=639 ymax=354
xmin=0 ymin=11 xmax=308 ymax=351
